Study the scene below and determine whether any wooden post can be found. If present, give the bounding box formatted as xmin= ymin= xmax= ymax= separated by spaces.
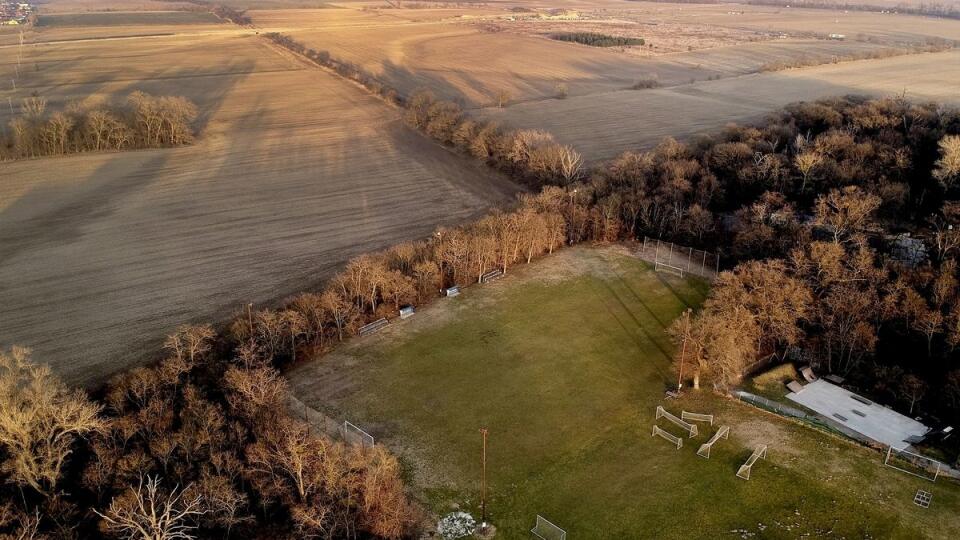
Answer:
xmin=480 ymin=428 xmax=488 ymax=526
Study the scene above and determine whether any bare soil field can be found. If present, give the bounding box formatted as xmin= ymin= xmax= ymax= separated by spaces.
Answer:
xmin=35 ymin=11 xmax=223 ymax=26
xmin=0 ymin=27 xmax=519 ymax=387
xmin=249 ymin=2 xmax=957 ymax=107
xmin=481 ymin=49 xmax=960 ymax=161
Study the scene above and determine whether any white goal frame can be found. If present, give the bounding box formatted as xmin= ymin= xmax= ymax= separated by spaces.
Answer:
xmin=654 ymin=260 xmax=685 ymax=278
xmin=682 ymin=410 xmax=714 ymax=425
xmin=656 ymin=406 xmax=698 ymax=437
xmin=697 ymin=425 xmax=730 ymax=459
xmin=652 ymin=425 xmax=683 ymax=449
xmin=884 ymin=446 xmax=942 ymax=482
xmin=342 ymin=420 xmax=374 ymax=449
xmin=531 ymin=515 xmax=566 ymax=540
xmin=737 ymin=445 xmax=767 ymax=480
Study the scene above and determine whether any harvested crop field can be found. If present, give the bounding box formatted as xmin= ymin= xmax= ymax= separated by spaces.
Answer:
xmin=35 ymin=11 xmax=224 ymax=27
xmin=0 ymin=28 xmax=520 ymax=387
xmin=250 ymin=3 xmax=955 ymax=107
xmin=481 ymin=49 xmax=960 ymax=161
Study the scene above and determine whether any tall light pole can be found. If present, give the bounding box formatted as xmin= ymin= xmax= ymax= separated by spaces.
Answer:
xmin=479 ymin=427 xmax=488 ymax=530
xmin=677 ymin=308 xmax=692 ymax=392
xmin=436 ymin=231 xmax=444 ymax=293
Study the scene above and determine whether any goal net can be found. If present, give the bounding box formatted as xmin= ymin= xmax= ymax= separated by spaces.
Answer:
xmin=656 ymin=406 xmax=698 ymax=437
xmin=681 ymin=410 xmax=714 ymax=425
xmin=342 ymin=420 xmax=374 ymax=449
xmin=652 ymin=425 xmax=683 ymax=449
xmin=654 ymin=260 xmax=685 ymax=278
xmin=531 ymin=515 xmax=566 ymax=540
xmin=884 ymin=446 xmax=942 ymax=482
xmin=697 ymin=425 xmax=729 ymax=459
xmin=736 ymin=445 xmax=767 ymax=480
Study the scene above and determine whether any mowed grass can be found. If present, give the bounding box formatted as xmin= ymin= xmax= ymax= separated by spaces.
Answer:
xmin=291 ymin=247 xmax=960 ymax=539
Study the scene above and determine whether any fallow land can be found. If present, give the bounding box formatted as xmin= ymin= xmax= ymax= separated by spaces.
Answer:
xmin=0 ymin=10 xmax=519 ymax=387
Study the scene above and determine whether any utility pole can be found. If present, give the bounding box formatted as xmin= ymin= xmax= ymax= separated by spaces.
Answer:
xmin=479 ymin=428 xmax=489 ymax=530
xmin=436 ymin=231 xmax=444 ymax=293
xmin=677 ymin=308 xmax=692 ymax=392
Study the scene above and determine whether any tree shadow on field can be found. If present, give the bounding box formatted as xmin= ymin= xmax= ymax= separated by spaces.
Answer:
xmin=0 ymin=62 xmax=252 ymax=388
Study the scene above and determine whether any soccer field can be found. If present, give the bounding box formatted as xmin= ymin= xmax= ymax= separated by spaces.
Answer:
xmin=289 ymin=246 xmax=960 ymax=539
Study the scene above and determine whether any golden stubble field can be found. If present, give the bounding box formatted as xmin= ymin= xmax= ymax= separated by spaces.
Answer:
xmin=247 ymin=1 xmax=959 ymax=108
xmin=0 ymin=16 xmax=519 ymax=387
xmin=480 ymin=48 xmax=960 ymax=161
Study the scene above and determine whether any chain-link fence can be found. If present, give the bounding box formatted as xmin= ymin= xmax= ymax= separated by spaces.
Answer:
xmin=638 ymin=237 xmax=720 ymax=281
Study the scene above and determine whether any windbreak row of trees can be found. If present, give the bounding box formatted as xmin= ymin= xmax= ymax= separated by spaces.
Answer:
xmin=629 ymin=0 xmax=960 ymax=21
xmin=0 ymin=92 xmax=198 ymax=160
xmin=549 ymin=32 xmax=645 ymax=47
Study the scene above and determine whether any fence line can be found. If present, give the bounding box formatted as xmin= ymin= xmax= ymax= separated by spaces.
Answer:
xmin=638 ymin=237 xmax=719 ymax=281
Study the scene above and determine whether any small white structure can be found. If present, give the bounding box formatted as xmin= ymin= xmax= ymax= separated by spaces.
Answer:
xmin=682 ymin=410 xmax=714 ymax=425
xmin=652 ymin=425 xmax=683 ymax=449
xmin=656 ymin=406 xmax=698 ymax=437
xmin=737 ymin=445 xmax=767 ymax=480
xmin=697 ymin=425 xmax=730 ymax=459
xmin=531 ymin=515 xmax=566 ymax=540
xmin=342 ymin=420 xmax=374 ymax=449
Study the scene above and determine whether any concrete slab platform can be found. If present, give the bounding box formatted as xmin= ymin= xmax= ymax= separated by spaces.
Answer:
xmin=787 ymin=379 xmax=929 ymax=449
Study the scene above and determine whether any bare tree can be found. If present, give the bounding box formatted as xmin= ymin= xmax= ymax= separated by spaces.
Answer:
xmin=96 ymin=475 xmax=204 ymax=540
xmin=0 ymin=347 xmax=104 ymax=494
xmin=933 ymin=134 xmax=960 ymax=188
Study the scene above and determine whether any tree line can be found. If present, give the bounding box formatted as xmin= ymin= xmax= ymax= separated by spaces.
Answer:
xmin=1 ymin=92 xmax=198 ymax=161
xmin=628 ymin=0 xmax=960 ymax=21
xmin=549 ymin=32 xmax=646 ymax=48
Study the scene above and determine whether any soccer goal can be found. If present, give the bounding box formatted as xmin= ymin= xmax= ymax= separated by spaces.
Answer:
xmin=697 ymin=425 xmax=730 ymax=459
xmin=342 ymin=420 xmax=374 ymax=449
xmin=652 ymin=425 xmax=683 ymax=449
xmin=736 ymin=445 xmax=767 ymax=480
xmin=654 ymin=260 xmax=685 ymax=278
xmin=884 ymin=446 xmax=943 ymax=482
xmin=656 ymin=406 xmax=698 ymax=437
xmin=681 ymin=410 xmax=714 ymax=425
xmin=531 ymin=515 xmax=566 ymax=540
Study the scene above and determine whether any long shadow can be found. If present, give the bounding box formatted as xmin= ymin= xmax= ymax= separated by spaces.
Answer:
xmin=0 ymin=58 xmax=252 ymax=387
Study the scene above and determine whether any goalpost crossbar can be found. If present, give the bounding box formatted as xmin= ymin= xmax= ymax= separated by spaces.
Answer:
xmin=342 ymin=420 xmax=374 ymax=449
xmin=884 ymin=446 xmax=943 ymax=482
xmin=654 ymin=261 xmax=685 ymax=278
xmin=682 ymin=410 xmax=714 ymax=425
xmin=652 ymin=425 xmax=683 ymax=449
xmin=736 ymin=445 xmax=767 ymax=480
xmin=656 ymin=406 xmax=698 ymax=437
xmin=531 ymin=515 xmax=567 ymax=540
xmin=697 ymin=425 xmax=730 ymax=459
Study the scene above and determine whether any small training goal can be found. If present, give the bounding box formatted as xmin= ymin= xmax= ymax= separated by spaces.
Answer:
xmin=656 ymin=406 xmax=698 ymax=437
xmin=884 ymin=446 xmax=943 ymax=482
xmin=736 ymin=445 xmax=767 ymax=480
xmin=697 ymin=425 xmax=730 ymax=459
xmin=531 ymin=515 xmax=566 ymax=540
xmin=652 ymin=425 xmax=683 ymax=449
xmin=654 ymin=260 xmax=685 ymax=278
xmin=342 ymin=420 xmax=374 ymax=449
xmin=681 ymin=410 xmax=714 ymax=425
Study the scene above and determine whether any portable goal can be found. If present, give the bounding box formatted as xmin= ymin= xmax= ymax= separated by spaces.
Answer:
xmin=531 ymin=515 xmax=566 ymax=540
xmin=656 ymin=406 xmax=698 ymax=437
xmin=736 ymin=445 xmax=767 ymax=480
xmin=681 ymin=410 xmax=714 ymax=425
xmin=697 ymin=425 xmax=730 ymax=459
xmin=342 ymin=420 xmax=374 ymax=449
xmin=652 ymin=425 xmax=683 ymax=449
xmin=654 ymin=260 xmax=685 ymax=278
xmin=884 ymin=446 xmax=943 ymax=482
